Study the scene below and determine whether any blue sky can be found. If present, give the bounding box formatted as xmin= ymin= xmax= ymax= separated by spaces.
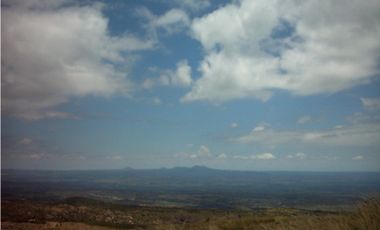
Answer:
xmin=2 ymin=0 xmax=380 ymax=171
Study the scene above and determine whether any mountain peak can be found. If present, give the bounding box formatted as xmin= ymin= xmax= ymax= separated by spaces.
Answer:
xmin=191 ymin=165 xmax=210 ymax=170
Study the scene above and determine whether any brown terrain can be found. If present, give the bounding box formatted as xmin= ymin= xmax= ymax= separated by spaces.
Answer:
xmin=1 ymin=197 xmax=380 ymax=230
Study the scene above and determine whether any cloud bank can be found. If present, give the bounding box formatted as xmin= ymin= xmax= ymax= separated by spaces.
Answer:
xmin=233 ymin=122 xmax=380 ymax=147
xmin=183 ymin=0 xmax=380 ymax=103
xmin=233 ymin=153 xmax=276 ymax=160
xmin=2 ymin=0 xmax=153 ymax=120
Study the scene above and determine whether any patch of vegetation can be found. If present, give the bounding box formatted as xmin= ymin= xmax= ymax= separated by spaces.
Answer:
xmin=210 ymin=196 xmax=380 ymax=230
xmin=2 ymin=196 xmax=379 ymax=229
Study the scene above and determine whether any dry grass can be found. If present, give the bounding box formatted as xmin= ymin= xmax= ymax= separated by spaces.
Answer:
xmin=149 ymin=197 xmax=380 ymax=230
xmin=344 ymin=197 xmax=380 ymax=230
xmin=1 ymin=222 xmax=118 ymax=230
xmin=209 ymin=196 xmax=380 ymax=230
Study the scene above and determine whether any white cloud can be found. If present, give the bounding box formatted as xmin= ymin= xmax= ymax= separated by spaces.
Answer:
xmin=287 ymin=152 xmax=306 ymax=159
xmin=361 ymin=97 xmax=380 ymax=111
xmin=143 ymin=60 xmax=192 ymax=88
xmin=142 ymin=78 xmax=155 ymax=89
xmin=253 ymin=125 xmax=266 ymax=132
xmin=153 ymin=97 xmax=162 ymax=105
xmin=230 ymin=122 xmax=238 ymax=128
xmin=302 ymin=124 xmax=380 ymax=146
xmin=175 ymin=145 xmax=213 ymax=159
xmin=297 ymin=116 xmax=311 ymax=124
xmin=346 ymin=112 xmax=372 ymax=124
xmin=234 ymin=123 xmax=298 ymax=145
xmin=233 ymin=122 xmax=380 ymax=147
xmin=154 ymin=9 xmax=190 ymax=33
xmin=138 ymin=7 xmax=190 ymax=35
xmin=182 ymin=0 xmax=380 ymax=103
xmin=235 ymin=118 xmax=380 ymax=147
xmin=217 ymin=153 xmax=227 ymax=159
xmin=352 ymin=155 xmax=364 ymax=160
xmin=296 ymin=152 xmax=306 ymax=159
xmin=2 ymin=1 xmax=153 ymax=120
xmin=198 ymin=145 xmax=212 ymax=157
xmin=172 ymin=60 xmax=193 ymax=86
xmin=233 ymin=153 xmax=276 ymax=160
xmin=20 ymin=111 xmax=79 ymax=121
xmin=255 ymin=153 xmax=276 ymax=160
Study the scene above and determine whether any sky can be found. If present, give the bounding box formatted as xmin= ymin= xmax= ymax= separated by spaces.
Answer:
xmin=2 ymin=0 xmax=380 ymax=171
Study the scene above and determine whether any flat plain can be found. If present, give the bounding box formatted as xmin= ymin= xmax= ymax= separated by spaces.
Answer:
xmin=2 ymin=167 xmax=380 ymax=229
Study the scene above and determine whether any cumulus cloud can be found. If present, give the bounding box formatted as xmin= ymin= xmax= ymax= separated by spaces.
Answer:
xmin=143 ymin=60 xmax=192 ymax=88
xmin=361 ymin=97 xmax=380 ymax=111
xmin=2 ymin=0 xmax=153 ymax=120
xmin=233 ymin=153 xmax=276 ymax=160
xmin=197 ymin=145 xmax=212 ymax=157
xmin=154 ymin=9 xmax=190 ymax=33
xmin=182 ymin=0 xmax=380 ymax=103
xmin=233 ymin=122 xmax=380 ymax=147
xmin=169 ymin=60 xmax=193 ymax=86
xmin=138 ymin=7 xmax=190 ymax=35
xmin=175 ymin=145 xmax=213 ymax=159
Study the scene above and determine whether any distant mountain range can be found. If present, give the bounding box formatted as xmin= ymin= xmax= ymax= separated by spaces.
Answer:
xmin=3 ymin=167 xmax=380 ymax=210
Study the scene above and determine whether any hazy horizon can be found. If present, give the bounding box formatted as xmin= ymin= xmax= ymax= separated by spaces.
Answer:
xmin=2 ymin=0 xmax=380 ymax=171
xmin=3 ymin=165 xmax=380 ymax=173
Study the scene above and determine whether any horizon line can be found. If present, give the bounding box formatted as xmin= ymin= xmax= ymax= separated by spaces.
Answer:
xmin=2 ymin=166 xmax=380 ymax=173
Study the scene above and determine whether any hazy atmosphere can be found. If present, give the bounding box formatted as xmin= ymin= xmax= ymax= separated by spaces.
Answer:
xmin=2 ymin=0 xmax=380 ymax=171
